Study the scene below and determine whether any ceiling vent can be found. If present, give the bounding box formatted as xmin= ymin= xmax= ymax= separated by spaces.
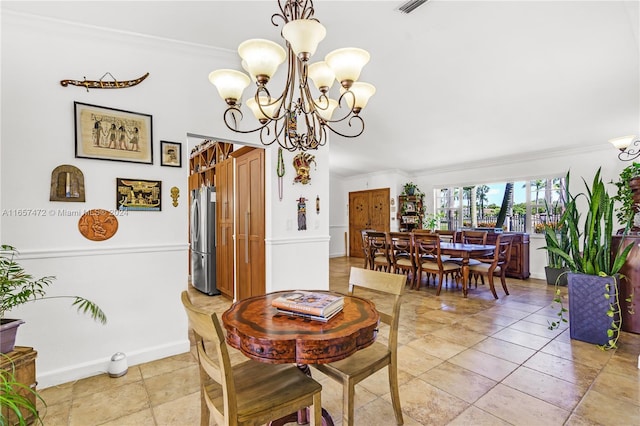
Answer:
xmin=398 ymin=0 xmax=430 ymax=14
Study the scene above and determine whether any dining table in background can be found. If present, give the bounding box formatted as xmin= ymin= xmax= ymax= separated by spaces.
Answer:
xmin=222 ymin=291 xmax=380 ymax=426
xmin=439 ymin=242 xmax=495 ymax=297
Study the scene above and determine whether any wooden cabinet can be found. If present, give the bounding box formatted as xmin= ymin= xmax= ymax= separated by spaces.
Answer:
xmin=233 ymin=147 xmax=265 ymax=300
xmin=398 ymin=195 xmax=424 ymax=231
xmin=485 ymin=232 xmax=530 ymax=279
xmin=188 ymin=141 xmax=233 ymax=191
xmin=348 ymin=188 xmax=390 ymax=258
xmin=612 ymin=235 xmax=640 ymax=334
xmin=216 ymin=157 xmax=234 ymax=298
xmin=0 ymin=347 xmax=37 ymax=425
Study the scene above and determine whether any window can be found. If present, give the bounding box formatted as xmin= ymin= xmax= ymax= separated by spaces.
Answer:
xmin=434 ymin=175 xmax=566 ymax=234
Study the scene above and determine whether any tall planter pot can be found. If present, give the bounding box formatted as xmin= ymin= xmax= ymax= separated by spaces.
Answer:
xmin=568 ymin=273 xmax=619 ymax=345
xmin=545 ymin=266 xmax=569 ymax=286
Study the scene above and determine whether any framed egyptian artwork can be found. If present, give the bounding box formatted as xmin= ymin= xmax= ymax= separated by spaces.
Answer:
xmin=75 ymin=102 xmax=153 ymax=164
xmin=160 ymin=141 xmax=182 ymax=167
xmin=116 ymin=178 xmax=161 ymax=211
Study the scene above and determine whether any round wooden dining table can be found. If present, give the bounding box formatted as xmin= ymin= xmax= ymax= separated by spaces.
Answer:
xmin=222 ymin=291 xmax=380 ymax=425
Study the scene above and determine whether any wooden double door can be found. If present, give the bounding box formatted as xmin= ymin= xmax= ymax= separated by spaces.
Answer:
xmin=349 ymin=188 xmax=390 ymax=258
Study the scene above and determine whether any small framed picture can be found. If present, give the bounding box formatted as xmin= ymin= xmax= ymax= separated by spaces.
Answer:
xmin=160 ymin=141 xmax=182 ymax=167
xmin=116 ymin=178 xmax=161 ymax=211
xmin=74 ymin=102 xmax=153 ymax=164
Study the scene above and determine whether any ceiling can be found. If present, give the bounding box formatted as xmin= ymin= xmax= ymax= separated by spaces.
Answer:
xmin=3 ymin=0 xmax=639 ymax=177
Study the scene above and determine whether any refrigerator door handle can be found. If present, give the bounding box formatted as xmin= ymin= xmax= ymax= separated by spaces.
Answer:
xmin=245 ymin=210 xmax=250 ymax=263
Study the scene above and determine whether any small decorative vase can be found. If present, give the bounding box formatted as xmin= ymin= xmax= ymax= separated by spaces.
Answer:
xmin=0 ymin=318 xmax=25 ymax=354
xmin=407 ymin=188 xmax=415 ymax=196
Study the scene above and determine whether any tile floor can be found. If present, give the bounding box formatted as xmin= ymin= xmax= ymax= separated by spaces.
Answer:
xmin=37 ymin=257 xmax=640 ymax=425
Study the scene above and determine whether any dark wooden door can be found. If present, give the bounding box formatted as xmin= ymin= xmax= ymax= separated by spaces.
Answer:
xmin=216 ymin=157 xmax=234 ymax=298
xmin=348 ymin=188 xmax=390 ymax=258
xmin=235 ymin=148 xmax=265 ymax=300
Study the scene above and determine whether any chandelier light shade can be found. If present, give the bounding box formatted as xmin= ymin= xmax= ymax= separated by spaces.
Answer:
xmin=208 ymin=0 xmax=374 ymax=152
xmin=325 ymin=47 xmax=370 ymax=88
xmin=609 ymin=134 xmax=640 ymax=161
xmin=208 ymin=69 xmax=251 ymax=105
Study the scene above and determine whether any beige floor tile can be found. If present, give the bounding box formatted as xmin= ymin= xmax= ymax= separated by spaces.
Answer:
xmin=397 ymin=344 xmax=444 ymax=376
xmin=573 ymin=388 xmax=640 ymax=425
xmin=144 ymin=364 xmax=200 ymax=407
xmin=540 ymin=338 xmax=613 ymax=369
xmin=475 ymin=383 xmax=570 ymax=425
xmin=448 ymin=406 xmax=513 ymax=426
xmin=491 ymin=327 xmax=551 ymax=350
xmin=589 ymin=369 xmax=640 ymax=407
xmin=472 ymin=336 xmax=536 ymax=364
xmin=39 ymin=400 xmax=71 ymax=426
xmin=419 ymin=361 xmax=497 ymax=403
xmin=502 ymin=366 xmax=587 ymax=411
xmin=71 ymin=367 xmax=143 ymax=399
xmin=138 ymin=352 xmax=196 ymax=379
xmin=98 ymin=408 xmax=156 ymax=426
xmin=38 ymin=381 xmax=73 ymax=407
xmin=397 ymin=378 xmax=470 ymax=425
xmin=430 ymin=323 xmax=489 ymax=347
xmin=406 ymin=334 xmax=467 ymax=360
xmin=68 ymin=381 xmax=149 ymax=426
xmin=509 ymin=318 xmax=564 ymax=339
xmin=524 ymin=351 xmax=599 ymax=387
xmin=151 ymin=392 xmax=201 ymax=426
xmin=482 ymin=306 xmax=532 ymax=320
xmin=448 ymin=348 xmax=519 ymax=381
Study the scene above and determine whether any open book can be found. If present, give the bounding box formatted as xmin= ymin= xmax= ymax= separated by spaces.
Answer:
xmin=272 ymin=290 xmax=344 ymax=318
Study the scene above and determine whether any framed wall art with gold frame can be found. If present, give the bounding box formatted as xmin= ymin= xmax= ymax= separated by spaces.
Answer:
xmin=116 ymin=178 xmax=161 ymax=211
xmin=75 ymin=102 xmax=153 ymax=164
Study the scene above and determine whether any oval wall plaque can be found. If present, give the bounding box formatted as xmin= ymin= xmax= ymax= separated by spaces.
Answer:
xmin=78 ymin=209 xmax=118 ymax=241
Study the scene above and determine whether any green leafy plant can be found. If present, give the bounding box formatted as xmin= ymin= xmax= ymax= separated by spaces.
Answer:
xmin=0 ymin=245 xmax=107 ymax=323
xmin=402 ymin=182 xmax=424 ymax=197
xmin=613 ymin=162 xmax=640 ymax=231
xmin=1 ymin=355 xmax=46 ymax=426
xmin=424 ymin=212 xmax=444 ymax=231
xmin=544 ymin=169 xmax=634 ymax=349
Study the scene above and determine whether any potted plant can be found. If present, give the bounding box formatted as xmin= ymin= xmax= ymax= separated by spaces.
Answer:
xmin=540 ymin=198 xmax=570 ymax=286
xmin=402 ymin=182 xmax=423 ymax=197
xmin=546 ymin=169 xmax=634 ymax=349
xmin=613 ymin=162 xmax=640 ymax=233
xmin=424 ymin=212 xmax=445 ymax=232
xmin=1 ymin=244 xmax=107 ymax=354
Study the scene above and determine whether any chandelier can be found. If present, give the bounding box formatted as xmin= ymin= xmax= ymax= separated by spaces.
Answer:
xmin=208 ymin=0 xmax=375 ymax=152
xmin=609 ymin=135 xmax=640 ymax=161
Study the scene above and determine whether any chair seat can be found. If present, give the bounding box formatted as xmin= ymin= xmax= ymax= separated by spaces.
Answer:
xmin=468 ymin=263 xmax=497 ymax=273
xmin=315 ymin=342 xmax=390 ymax=380
xmin=420 ymin=259 xmax=460 ymax=272
xmin=395 ymin=258 xmax=413 ymax=267
xmin=449 ymin=258 xmax=482 ymax=266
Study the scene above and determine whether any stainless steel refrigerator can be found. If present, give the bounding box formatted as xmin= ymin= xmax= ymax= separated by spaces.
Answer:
xmin=190 ymin=186 xmax=220 ymax=295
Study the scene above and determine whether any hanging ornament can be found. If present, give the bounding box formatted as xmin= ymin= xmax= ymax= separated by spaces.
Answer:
xmin=277 ymin=147 xmax=285 ymax=201
xmin=297 ymin=196 xmax=308 ymax=231
xmin=293 ymin=152 xmax=316 ymax=185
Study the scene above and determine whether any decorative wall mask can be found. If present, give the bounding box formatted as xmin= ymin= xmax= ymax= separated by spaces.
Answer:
xmin=171 ymin=187 xmax=180 ymax=207
xmin=50 ymin=165 xmax=85 ymax=202
xmin=297 ymin=197 xmax=308 ymax=231
xmin=293 ymin=152 xmax=316 ymax=185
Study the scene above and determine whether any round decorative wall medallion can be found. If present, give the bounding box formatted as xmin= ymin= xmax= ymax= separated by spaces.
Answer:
xmin=78 ymin=209 xmax=118 ymax=241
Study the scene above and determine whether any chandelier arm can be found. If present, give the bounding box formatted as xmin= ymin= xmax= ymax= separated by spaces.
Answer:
xmin=222 ymin=107 xmax=272 ymax=135
xmin=619 ymin=139 xmax=640 ymax=161
xmin=322 ymin=115 xmax=366 ymax=139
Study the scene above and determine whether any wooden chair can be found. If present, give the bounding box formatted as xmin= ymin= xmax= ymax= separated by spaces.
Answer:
xmin=468 ymin=234 xmax=514 ymax=298
xmin=367 ymin=231 xmax=392 ymax=272
xmin=360 ymin=229 xmax=376 ymax=269
xmin=413 ymin=232 xmax=461 ymax=294
xmin=436 ymin=229 xmax=458 ymax=243
xmin=313 ymin=267 xmax=405 ymax=426
xmin=460 ymin=229 xmax=488 ymax=245
xmin=388 ymin=231 xmax=415 ymax=284
xmin=181 ymin=291 xmax=322 ymax=426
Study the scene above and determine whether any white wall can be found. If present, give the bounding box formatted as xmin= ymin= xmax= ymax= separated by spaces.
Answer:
xmin=1 ymin=10 xmax=331 ymax=387
xmin=332 ymin=146 xmax=627 ymax=280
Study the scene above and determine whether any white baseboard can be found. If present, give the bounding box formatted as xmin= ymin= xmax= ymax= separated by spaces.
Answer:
xmin=37 ymin=340 xmax=191 ymax=389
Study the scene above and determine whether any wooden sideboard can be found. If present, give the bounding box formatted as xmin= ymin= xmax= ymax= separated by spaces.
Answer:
xmin=612 ymin=235 xmax=640 ymax=334
xmin=0 ymin=346 xmax=38 ymax=425
xmin=485 ymin=232 xmax=530 ymax=279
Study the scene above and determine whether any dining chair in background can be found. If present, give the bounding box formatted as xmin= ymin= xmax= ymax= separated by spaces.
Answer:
xmin=413 ymin=232 xmax=462 ymax=294
xmin=181 ymin=291 xmax=323 ymax=426
xmin=367 ymin=231 xmax=392 ymax=272
xmin=389 ymin=231 xmax=416 ymax=284
xmin=313 ymin=267 xmax=405 ymax=426
xmin=449 ymin=229 xmax=490 ymax=267
xmin=360 ymin=229 xmax=376 ymax=269
xmin=468 ymin=234 xmax=514 ymax=298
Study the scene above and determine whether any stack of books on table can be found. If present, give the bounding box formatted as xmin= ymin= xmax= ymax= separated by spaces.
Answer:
xmin=272 ymin=290 xmax=344 ymax=322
